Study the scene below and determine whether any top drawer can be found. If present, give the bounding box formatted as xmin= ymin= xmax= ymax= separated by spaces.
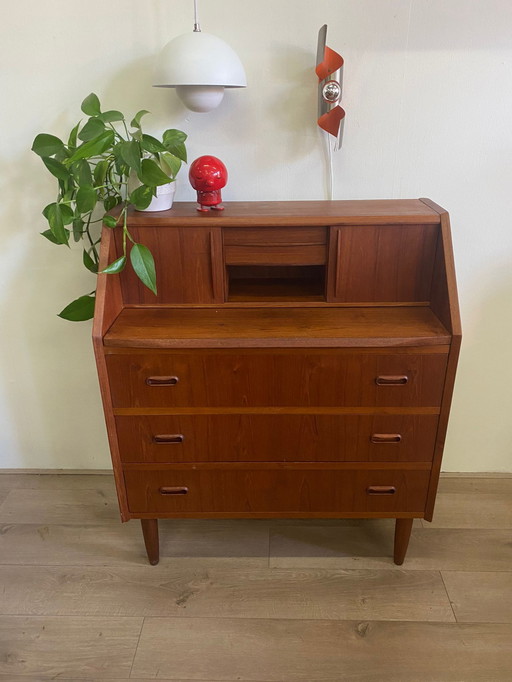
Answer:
xmin=223 ymin=227 xmax=327 ymax=265
xmin=106 ymin=351 xmax=448 ymax=408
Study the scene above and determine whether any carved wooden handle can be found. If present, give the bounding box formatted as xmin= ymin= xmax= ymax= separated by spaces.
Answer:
xmin=371 ymin=434 xmax=402 ymax=444
xmin=367 ymin=486 xmax=397 ymax=495
xmin=146 ymin=376 xmax=179 ymax=387
xmin=153 ymin=434 xmax=184 ymax=444
xmin=375 ymin=375 xmax=408 ymax=386
xmin=159 ymin=486 xmax=189 ymax=495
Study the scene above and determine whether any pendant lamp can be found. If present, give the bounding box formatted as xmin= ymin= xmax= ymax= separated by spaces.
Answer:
xmin=153 ymin=0 xmax=247 ymax=113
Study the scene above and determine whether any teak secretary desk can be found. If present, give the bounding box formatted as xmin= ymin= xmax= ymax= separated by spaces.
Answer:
xmin=93 ymin=199 xmax=461 ymax=565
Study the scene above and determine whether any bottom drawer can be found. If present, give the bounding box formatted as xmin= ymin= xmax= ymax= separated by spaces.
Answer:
xmin=123 ymin=466 xmax=430 ymax=515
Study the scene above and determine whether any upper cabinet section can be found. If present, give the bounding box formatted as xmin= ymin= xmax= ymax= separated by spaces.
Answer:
xmin=109 ymin=200 xmax=445 ymax=307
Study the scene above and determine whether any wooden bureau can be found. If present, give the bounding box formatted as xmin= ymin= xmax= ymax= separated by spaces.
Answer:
xmin=93 ymin=199 xmax=461 ymax=565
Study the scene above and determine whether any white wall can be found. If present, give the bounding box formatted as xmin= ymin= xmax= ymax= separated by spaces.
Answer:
xmin=1 ymin=0 xmax=511 ymax=471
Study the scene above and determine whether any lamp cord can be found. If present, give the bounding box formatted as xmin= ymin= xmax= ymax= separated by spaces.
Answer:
xmin=326 ymin=131 xmax=334 ymax=200
xmin=193 ymin=0 xmax=201 ymax=31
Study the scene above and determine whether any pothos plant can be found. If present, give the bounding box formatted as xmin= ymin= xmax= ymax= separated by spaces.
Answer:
xmin=32 ymin=93 xmax=187 ymax=321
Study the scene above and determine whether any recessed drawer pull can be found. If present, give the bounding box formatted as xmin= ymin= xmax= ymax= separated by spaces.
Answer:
xmin=159 ymin=486 xmax=189 ymax=495
xmin=375 ymin=375 xmax=408 ymax=386
xmin=367 ymin=485 xmax=397 ymax=495
xmin=153 ymin=434 xmax=184 ymax=444
xmin=371 ymin=433 xmax=402 ymax=444
xmin=145 ymin=376 xmax=179 ymax=387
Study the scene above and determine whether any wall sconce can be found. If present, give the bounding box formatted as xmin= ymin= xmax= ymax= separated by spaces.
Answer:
xmin=153 ymin=0 xmax=247 ymax=113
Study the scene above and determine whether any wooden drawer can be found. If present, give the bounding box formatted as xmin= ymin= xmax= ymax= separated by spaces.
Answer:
xmin=106 ymin=351 xmax=448 ymax=408
xmin=123 ymin=465 xmax=430 ymax=515
xmin=115 ymin=414 xmax=439 ymax=463
xmin=224 ymin=227 xmax=327 ymax=265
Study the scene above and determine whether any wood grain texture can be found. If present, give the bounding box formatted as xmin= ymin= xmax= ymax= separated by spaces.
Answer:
xmin=104 ymin=306 xmax=450 ymax=348
xmin=120 ymin=199 xmax=441 ymax=227
xmin=328 ymin=224 xmax=438 ymax=303
xmin=270 ymin=523 xmax=512 ymax=571
xmin=0 ymin=473 xmax=115 ymax=491
xmin=106 ymin=350 xmax=448 ymax=408
xmin=0 ymin=565 xmax=453 ymax=621
xmin=123 ymin=467 xmax=430 ymax=515
xmin=92 ymin=226 xmax=130 ymax=520
xmin=131 ymin=617 xmax=512 ymax=681
xmin=115 ymin=413 xmax=439 ymax=463
xmin=0 ymin=488 xmax=120 ymax=525
xmin=442 ymin=571 xmax=512 ymax=623
xmin=0 ymin=616 xmax=142 ymax=678
xmin=422 ymin=491 xmax=512 ymax=528
xmin=0 ymin=519 xmax=269 ymax=567
xmin=114 ymin=226 xmax=222 ymax=305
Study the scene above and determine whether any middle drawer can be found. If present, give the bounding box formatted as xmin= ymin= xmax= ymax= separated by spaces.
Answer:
xmin=106 ymin=351 xmax=448 ymax=408
xmin=115 ymin=414 xmax=439 ymax=463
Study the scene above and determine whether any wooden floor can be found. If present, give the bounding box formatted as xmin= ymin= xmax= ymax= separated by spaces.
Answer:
xmin=0 ymin=473 xmax=511 ymax=681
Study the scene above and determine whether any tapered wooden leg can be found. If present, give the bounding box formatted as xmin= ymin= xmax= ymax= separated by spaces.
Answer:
xmin=141 ymin=519 xmax=159 ymax=565
xmin=394 ymin=518 xmax=413 ymax=565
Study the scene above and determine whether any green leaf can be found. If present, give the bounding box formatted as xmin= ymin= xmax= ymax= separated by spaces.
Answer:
xmin=162 ymin=128 xmax=187 ymax=146
xmin=162 ymin=129 xmax=187 ymax=161
xmin=76 ymin=185 xmax=97 ymax=213
xmin=130 ymin=243 xmax=157 ymax=295
xmin=81 ymin=93 xmax=101 ymax=117
xmin=102 ymin=214 xmax=118 ymax=228
xmin=103 ymin=195 xmax=119 ymax=211
xmin=43 ymin=203 xmax=70 ymax=245
xmin=58 ymin=295 xmax=95 ymax=321
xmin=68 ymin=122 xmax=81 ymax=149
xmin=83 ymin=249 xmax=98 ymax=274
xmin=130 ymin=109 xmax=150 ymax=129
xmin=41 ymin=228 xmax=68 ymax=245
xmin=119 ymin=140 xmax=141 ymax=172
xmin=72 ymin=217 xmax=84 ymax=241
xmin=159 ymin=151 xmax=181 ymax=178
xmin=129 ymin=184 xmax=154 ymax=210
xmin=67 ymin=130 xmax=115 ymax=163
xmin=42 ymin=157 xmax=70 ymax=181
xmin=99 ymin=110 xmax=124 ymax=123
xmin=77 ymin=159 xmax=93 ymax=187
xmin=32 ymin=133 xmax=65 ymax=158
xmin=43 ymin=202 xmax=74 ymax=225
xmin=102 ymin=255 xmax=126 ymax=274
xmin=78 ymin=117 xmax=106 ymax=142
xmin=137 ymin=158 xmax=171 ymax=187
xmin=141 ymin=134 xmax=165 ymax=154
xmin=93 ymin=159 xmax=109 ymax=189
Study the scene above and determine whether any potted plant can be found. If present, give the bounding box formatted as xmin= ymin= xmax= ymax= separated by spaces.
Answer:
xmin=31 ymin=93 xmax=187 ymax=321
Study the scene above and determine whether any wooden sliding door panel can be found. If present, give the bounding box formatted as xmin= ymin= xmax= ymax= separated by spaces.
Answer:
xmin=328 ymin=224 xmax=438 ymax=302
xmin=114 ymin=226 xmax=223 ymax=304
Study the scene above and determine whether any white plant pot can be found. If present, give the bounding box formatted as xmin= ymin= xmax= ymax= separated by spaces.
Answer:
xmin=136 ymin=182 xmax=176 ymax=212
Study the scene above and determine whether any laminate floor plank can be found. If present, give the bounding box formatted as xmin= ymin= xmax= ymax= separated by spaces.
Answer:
xmin=131 ymin=617 xmax=512 ymax=681
xmin=0 ymin=519 xmax=269 ymax=567
xmin=0 ymin=488 xmax=120 ymax=524
xmin=422 ymin=492 xmax=512 ymax=528
xmin=0 ymin=565 xmax=454 ymax=622
xmin=0 ymin=490 xmax=8 ymax=508
xmin=441 ymin=571 xmax=512 ymax=623
xmin=437 ymin=476 xmax=512 ymax=494
xmin=0 ymin=615 xmax=142 ymax=678
xmin=269 ymin=523 xmax=512 ymax=570
xmin=0 ymin=472 xmax=115 ymax=491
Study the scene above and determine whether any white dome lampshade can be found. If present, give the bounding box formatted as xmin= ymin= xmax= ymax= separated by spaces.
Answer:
xmin=153 ymin=31 xmax=247 ymax=113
